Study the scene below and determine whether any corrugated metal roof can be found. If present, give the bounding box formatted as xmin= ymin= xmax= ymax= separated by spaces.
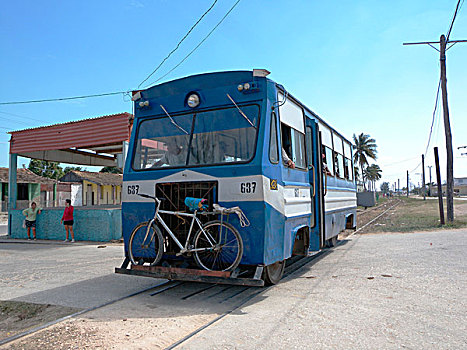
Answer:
xmin=9 ymin=113 xmax=133 ymax=154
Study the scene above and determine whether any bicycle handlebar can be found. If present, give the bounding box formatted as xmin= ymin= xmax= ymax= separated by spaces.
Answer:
xmin=138 ymin=193 xmax=157 ymax=200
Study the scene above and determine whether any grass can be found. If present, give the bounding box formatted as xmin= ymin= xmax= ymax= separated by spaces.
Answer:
xmin=376 ymin=196 xmax=388 ymax=205
xmin=365 ymin=197 xmax=467 ymax=233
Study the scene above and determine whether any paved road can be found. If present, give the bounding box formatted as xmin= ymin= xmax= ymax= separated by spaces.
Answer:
xmin=0 ymin=239 xmax=161 ymax=309
xmin=0 ymin=225 xmax=7 ymax=235
xmin=178 ymin=230 xmax=467 ymax=350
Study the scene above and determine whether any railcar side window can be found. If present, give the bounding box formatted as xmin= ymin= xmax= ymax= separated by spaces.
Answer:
xmin=322 ymin=146 xmax=334 ymax=176
xmin=333 ymin=133 xmax=345 ymax=179
xmin=269 ymin=112 xmax=279 ymax=164
xmin=335 ymin=153 xmax=345 ymax=178
xmin=292 ymin=129 xmax=306 ymax=168
xmin=277 ymin=93 xmax=306 ymax=169
xmin=349 ymin=158 xmax=354 ymax=180
xmin=305 ymin=126 xmax=313 ymax=168
xmin=281 ymin=123 xmax=306 ymax=169
xmin=344 ymin=158 xmax=353 ymax=180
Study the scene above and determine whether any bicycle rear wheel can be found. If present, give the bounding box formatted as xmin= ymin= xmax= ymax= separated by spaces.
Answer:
xmin=193 ymin=220 xmax=243 ymax=272
xmin=128 ymin=222 xmax=164 ymax=266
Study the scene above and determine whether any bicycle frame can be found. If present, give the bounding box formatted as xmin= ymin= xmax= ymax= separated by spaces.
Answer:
xmin=143 ymin=198 xmax=218 ymax=255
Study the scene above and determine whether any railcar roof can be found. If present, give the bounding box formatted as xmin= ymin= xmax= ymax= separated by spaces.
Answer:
xmin=138 ymin=70 xmax=352 ymax=146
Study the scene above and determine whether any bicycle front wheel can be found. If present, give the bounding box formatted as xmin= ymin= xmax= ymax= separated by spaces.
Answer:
xmin=128 ymin=222 xmax=164 ymax=266
xmin=193 ymin=220 xmax=243 ymax=272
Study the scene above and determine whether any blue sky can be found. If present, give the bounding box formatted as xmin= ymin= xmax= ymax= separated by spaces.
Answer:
xmin=1 ymin=0 xmax=466 ymax=188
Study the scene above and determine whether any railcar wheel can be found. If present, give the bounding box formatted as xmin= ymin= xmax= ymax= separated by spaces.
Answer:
xmin=193 ymin=220 xmax=243 ymax=272
xmin=263 ymin=260 xmax=285 ymax=285
xmin=326 ymin=235 xmax=338 ymax=248
xmin=128 ymin=222 xmax=164 ymax=266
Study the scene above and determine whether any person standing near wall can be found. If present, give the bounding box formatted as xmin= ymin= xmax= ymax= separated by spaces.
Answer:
xmin=61 ymin=199 xmax=75 ymax=243
xmin=22 ymin=202 xmax=42 ymax=240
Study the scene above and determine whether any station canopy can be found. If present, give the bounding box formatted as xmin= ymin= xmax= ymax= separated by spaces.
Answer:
xmin=9 ymin=113 xmax=133 ymax=167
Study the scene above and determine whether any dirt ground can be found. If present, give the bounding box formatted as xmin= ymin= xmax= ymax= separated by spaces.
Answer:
xmin=0 ymin=301 xmax=78 ymax=340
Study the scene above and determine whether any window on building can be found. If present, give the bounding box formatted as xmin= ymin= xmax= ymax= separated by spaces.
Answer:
xmin=17 ymin=184 xmax=28 ymax=201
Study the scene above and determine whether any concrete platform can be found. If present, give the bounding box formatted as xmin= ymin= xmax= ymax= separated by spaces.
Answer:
xmin=178 ymin=229 xmax=467 ymax=349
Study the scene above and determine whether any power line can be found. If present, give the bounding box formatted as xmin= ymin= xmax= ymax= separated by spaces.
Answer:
xmin=424 ymin=78 xmax=441 ymax=157
xmin=381 ymin=156 xmax=420 ymax=168
xmin=0 ymin=110 xmax=45 ymax=124
xmin=145 ymin=0 xmax=242 ymax=87
xmin=0 ymin=115 xmax=32 ymax=127
xmin=138 ymin=0 xmax=218 ymax=88
xmin=409 ymin=162 xmax=421 ymax=173
xmin=0 ymin=91 xmax=126 ymax=106
xmin=0 ymin=1 xmax=237 ymax=105
xmin=447 ymin=0 xmax=464 ymax=41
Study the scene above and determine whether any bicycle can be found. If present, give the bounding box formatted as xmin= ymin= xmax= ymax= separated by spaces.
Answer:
xmin=128 ymin=194 xmax=244 ymax=272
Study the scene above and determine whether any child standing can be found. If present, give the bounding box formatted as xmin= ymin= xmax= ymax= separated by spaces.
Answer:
xmin=61 ymin=199 xmax=75 ymax=242
xmin=22 ymin=202 xmax=42 ymax=240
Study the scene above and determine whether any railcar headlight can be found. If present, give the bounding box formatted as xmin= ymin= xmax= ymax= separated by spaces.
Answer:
xmin=187 ymin=93 xmax=200 ymax=108
xmin=237 ymin=84 xmax=244 ymax=91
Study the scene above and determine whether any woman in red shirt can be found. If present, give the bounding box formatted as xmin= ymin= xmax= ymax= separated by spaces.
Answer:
xmin=61 ymin=199 xmax=75 ymax=242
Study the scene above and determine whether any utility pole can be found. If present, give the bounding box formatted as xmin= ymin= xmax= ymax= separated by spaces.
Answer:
xmin=434 ymin=147 xmax=445 ymax=225
xmin=407 ymin=170 xmax=409 ymax=197
xmin=403 ymin=1 xmax=465 ymax=221
xmin=398 ymin=179 xmax=400 ymax=195
xmin=422 ymin=154 xmax=426 ymax=200
xmin=428 ymin=166 xmax=433 ymax=196
xmin=440 ymin=34 xmax=454 ymax=221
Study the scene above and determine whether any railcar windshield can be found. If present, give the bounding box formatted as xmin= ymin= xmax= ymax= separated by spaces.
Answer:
xmin=132 ymin=105 xmax=260 ymax=170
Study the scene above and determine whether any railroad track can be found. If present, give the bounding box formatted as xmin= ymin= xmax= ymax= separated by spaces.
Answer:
xmin=0 ymin=251 xmax=330 ymax=348
xmin=1 ymin=203 xmax=399 ymax=348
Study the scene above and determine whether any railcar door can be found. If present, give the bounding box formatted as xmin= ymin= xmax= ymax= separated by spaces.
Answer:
xmin=305 ymin=118 xmax=325 ymax=251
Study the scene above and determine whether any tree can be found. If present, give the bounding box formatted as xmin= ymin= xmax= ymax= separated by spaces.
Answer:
xmin=64 ymin=166 xmax=83 ymax=174
xmin=380 ymin=182 xmax=390 ymax=195
xmin=354 ymin=166 xmax=360 ymax=181
xmin=28 ymin=159 xmax=64 ymax=180
xmin=366 ymin=164 xmax=382 ymax=191
xmin=100 ymin=166 xmax=122 ymax=174
xmin=353 ymin=133 xmax=377 ymax=189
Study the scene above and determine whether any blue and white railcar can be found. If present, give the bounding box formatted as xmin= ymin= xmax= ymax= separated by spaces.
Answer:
xmin=121 ymin=70 xmax=356 ymax=284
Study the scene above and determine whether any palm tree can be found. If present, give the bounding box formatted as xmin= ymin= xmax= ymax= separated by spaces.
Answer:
xmin=365 ymin=164 xmax=382 ymax=191
xmin=354 ymin=166 xmax=360 ymax=181
xmin=353 ymin=133 xmax=377 ymax=189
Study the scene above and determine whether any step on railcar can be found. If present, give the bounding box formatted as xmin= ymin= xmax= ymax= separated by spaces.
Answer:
xmin=116 ymin=69 xmax=357 ymax=286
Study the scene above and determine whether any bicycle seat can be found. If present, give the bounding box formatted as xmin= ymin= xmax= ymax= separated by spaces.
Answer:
xmin=184 ymin=197 xmax=208 ymax=212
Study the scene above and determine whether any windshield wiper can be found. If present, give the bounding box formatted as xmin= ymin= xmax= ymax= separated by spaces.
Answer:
xmin=160 ymin=104 xmax=189 ymax=135
xmin=226 ymin=94 xmax=256 ymax=128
